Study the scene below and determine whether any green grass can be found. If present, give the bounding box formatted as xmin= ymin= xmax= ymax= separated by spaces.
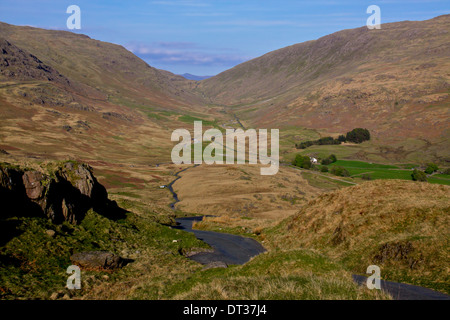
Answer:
xmin=114 ymin=191 xmax=142 ymax=199
xmin=265 ymin=181 xmax=450 ymax=295
xmin=332 ymin=160 xmax=398 ymax=169
xmin=315 ymin=160 xmax=449 ymax=186
xmin=162 ymin=249 xmax=390 ymax=300
xmin=0 ymin=210 xmax=209 ymax=299
xmin=433 ymin=173 xmax=450 ymax=179
xmin=428 ymin=176 xmax=450 ymax=186
xmin=300 ymin=171 xmax=354 ymax=190
xmin=178 ymin=115 xmax=217 ymax=128
xmin=144 ymin=111 xmax=169 ymax=121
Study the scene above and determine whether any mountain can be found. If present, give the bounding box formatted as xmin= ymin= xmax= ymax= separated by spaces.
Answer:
xmin=1 ymin=16 xmax=449 ymax=166
xmin=197 ymin=15 xmax=450 ymax=154
xmin=0 ymin=22 xmax=204 ymax=110
xmin=180 ymin=73 xmax=213 ymax=81
xmin=181 ymin=73 xmax=213 ymax=81
xmin=0 ymin=22 xmax=224 ymax=166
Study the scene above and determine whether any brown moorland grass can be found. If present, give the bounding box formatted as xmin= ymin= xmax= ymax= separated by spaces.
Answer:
xmin=264 ymin=179 xmax=450 ymax=294
xmin=173 ymin=164 xmax=321 ymax=220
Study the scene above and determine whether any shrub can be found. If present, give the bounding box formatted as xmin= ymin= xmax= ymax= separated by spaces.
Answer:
xmin=321 ymin=154 xmax=337 ymax=165
xmin=361 ymin=173 xmax=372 ymax=180
xmin=320 ymin=166 xmax=329 ymax=173
xmin=296 ymin=141 xmax=314 ymax=149
xmin=424 ymin=163 xmax=439 ymax=174
xmin=411 ymin=169 xmax=427 ymax=182
xmin=330 ymin=166 xmax=350 ymax=177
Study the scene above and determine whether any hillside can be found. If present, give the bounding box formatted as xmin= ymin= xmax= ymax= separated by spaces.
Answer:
xmin=198 ymin=15 xmax=450 ymax=161
xmin=0 ymin=22 xmax=227 ymax=174
xmin=265 ymin=180 xmax=450 ymax=294
xmin=0 ymin=22 xmax=202 ymax=109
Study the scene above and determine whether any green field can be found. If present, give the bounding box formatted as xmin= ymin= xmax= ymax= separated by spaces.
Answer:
xmin=317 ymin=160 xmax=450 ymax=186
xmin=332 ymin=160 xmax=398 ymax=169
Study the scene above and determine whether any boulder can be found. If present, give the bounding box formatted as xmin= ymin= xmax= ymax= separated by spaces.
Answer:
xmin=70 ymin=251 xmax=125 ymax=270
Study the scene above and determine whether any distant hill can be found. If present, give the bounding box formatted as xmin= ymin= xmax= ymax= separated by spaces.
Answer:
xmin=198 ymin=15 xmax=450 ymax=149
xmin=180 ymin=73 xmax=213 ymax=81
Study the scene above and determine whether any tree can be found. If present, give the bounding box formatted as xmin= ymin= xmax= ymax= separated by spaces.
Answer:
xmin=329 ymin=154 xmax=337 ymax=163
xmin=293 ymin=154 xmax=311 ymax=169
xmin=337 ymin=135 xmax=347 ymax=143
xmin=424 ymin=163 xmax=438 ymax=174
xmin=346 ymin=128 xmax=371 ymax=144
xmin=320 ymin=166 xmax=329 ymax=172
xmin=411 ymin=169 xmax=427 ymax=182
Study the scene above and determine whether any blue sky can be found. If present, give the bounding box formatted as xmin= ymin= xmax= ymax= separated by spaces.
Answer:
xmin=0 ymin=0 xmax=448 ymax=75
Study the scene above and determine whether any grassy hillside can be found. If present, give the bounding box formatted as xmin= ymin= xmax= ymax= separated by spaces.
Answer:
xmin=264 ymin=180 xmax=450 ymax=294
xmin=198 ymin=15 xmax=450 ymax=163
xmin=0 ymin=21 xmax=228 ymax=176
xmin=0 ymin=22 xmax=202 ymax=110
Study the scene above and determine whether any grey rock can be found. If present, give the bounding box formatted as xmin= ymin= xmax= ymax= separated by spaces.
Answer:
xmin=202 ymin=261 xmax=228 ymax=270
xmin=0 ymin=161 xmax=123 ymax=224
xmin=70 ymin=251 xmax=125 ymax=270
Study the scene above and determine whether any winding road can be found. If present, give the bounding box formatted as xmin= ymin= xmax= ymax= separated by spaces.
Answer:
xmin=352 ymin=275 xmax=449 ymax=300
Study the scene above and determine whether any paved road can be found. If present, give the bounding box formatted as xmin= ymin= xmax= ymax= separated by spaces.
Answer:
xmin=352 ymin=275 xmax=450 ymax=300
xmin=174 ymin=216 xmax=266 ymax=265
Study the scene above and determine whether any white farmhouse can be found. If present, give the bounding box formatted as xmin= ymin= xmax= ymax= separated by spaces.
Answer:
xmin=310 ymin=157 xmax=318 ymax=164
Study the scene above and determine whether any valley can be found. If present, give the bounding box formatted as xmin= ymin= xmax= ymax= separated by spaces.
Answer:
xmin=0 ymin=14 xmax=449 ymax=301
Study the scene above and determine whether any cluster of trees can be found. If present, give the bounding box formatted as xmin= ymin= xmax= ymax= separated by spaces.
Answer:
xmin=295 ymin=128 xmax=371 ymax=149
xmin=296 ymin=137 xmax=341 ymax=149
xmin=345 ymin=128 xmax=371 ymax=144
xmin=293 ymin=154 xmax=339 ymax=174
xmin=329 ymin=166 xmax=350 ymax=177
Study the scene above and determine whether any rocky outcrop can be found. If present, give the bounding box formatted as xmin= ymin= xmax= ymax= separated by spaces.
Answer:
xmin=0 ymin=37 xmax=70 ymax=85
xmin=0 ymin=161 xmax=124 ymax=224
